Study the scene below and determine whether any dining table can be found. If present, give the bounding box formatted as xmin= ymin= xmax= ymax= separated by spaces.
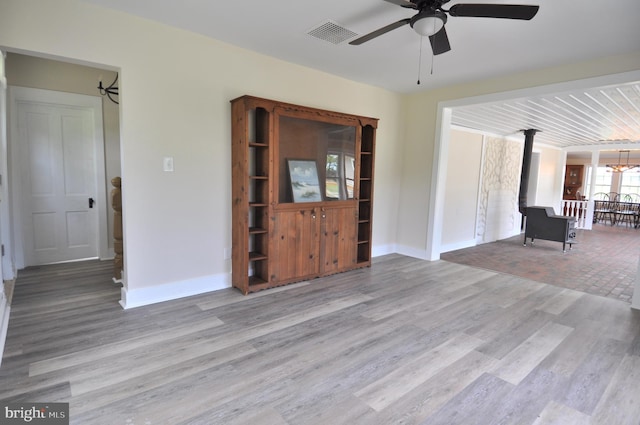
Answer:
xmin=593 ymin=200 xmax=640 ymax=227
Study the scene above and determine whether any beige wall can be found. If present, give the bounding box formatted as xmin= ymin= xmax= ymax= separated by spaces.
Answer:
xmin=0 ymin=0 xmax=404 ymax=305
xmin=534 ymin=145 xmax=564 ymax=208
xmin=5 ymin=52 xmax=121 ymax=252
xmin=441 ymin=129 xmax=482 ymax=250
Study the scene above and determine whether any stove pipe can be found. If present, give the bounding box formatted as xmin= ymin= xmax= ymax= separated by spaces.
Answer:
xmin=518 ymin=129 xmax=538 ymax=216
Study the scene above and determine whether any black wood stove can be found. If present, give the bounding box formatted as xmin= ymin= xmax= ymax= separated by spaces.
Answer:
xmin=523 ymin=206 xmax=577 ymax=252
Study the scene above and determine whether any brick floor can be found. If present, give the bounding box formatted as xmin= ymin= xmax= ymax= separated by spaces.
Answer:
xmin=441 ymin=223 xmax=638 ymax=303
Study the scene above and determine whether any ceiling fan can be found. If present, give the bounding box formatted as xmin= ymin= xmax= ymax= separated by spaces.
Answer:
xmin=349 ymin=0 xmax=539 ymax=55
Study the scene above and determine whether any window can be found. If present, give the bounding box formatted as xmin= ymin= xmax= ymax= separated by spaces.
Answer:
xmin=585 ymin=166 xmax=613 ymax=196
xmin=345 ymin=154 xmax=355 ymax=199
xmin=325 ymin=154 xmax=340 ymax=200
xmin=325 ymin=153 xmax=355 ymax=200
xmin=620 ymin=171 xmax=640 ymax=196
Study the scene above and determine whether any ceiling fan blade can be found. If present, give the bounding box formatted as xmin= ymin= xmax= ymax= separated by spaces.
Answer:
xmin=383 ymin=0 xmax=418 ymax=9
xmin=349 ymin=18 xmax=411 ymax=45
xmin=448 ymin=4 xmax=539 ymax=20
xmin=429 ymin=26 xmax=451 ymax=55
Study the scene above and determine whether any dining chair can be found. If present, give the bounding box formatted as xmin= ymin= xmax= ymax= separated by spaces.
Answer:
xmin=592 ymin=192 xmax=611 ymax=224
xmin=613 ymin=194 xmax=636 ymax=227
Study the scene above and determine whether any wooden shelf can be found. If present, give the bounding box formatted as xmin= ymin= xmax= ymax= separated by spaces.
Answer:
xmin=249 ymin=251 xmax=268 ymax=261
xmin=231 ymin=95 xmax=377 ymax=294
xmin=248 ymin=276 xmax=269 ymax=288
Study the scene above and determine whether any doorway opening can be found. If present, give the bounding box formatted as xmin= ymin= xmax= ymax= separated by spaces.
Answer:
xmin=2 ymin=52 xmax=122 ymax=279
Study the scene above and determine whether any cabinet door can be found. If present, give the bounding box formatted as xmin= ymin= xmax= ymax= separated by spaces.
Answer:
xmin=272 ymin=208 xmax=320 ymax=283
xmin=321 ymin=205 xmax=358 ymax=275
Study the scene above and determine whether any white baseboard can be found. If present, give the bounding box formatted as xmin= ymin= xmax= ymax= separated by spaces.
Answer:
xmin=393 ymin=244 xmax=430 ymax=261
xmin=0 ymin=295 xmax=9 ymax=368
xmin=119 ymin=272 xmax=231 ymax=309
xmin=440 ymin=239 xmax=477 ymax=254
xmin=371 ymin=244 xmax=396 ymax=258
xmin=370 ymin=243 xmax=434 ymax=261
xmin=118 ymin=243 xmax=426 ymax=309
xmin=118 ymin=240 xmax=476 ymax=309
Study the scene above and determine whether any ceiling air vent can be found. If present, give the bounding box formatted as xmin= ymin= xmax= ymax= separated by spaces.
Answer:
xmin=307 ymin=20 xmax=358 ymax=45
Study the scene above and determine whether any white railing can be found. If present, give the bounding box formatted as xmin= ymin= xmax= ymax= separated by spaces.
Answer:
xmin=561 ymin=200 xmax=590 ymax=229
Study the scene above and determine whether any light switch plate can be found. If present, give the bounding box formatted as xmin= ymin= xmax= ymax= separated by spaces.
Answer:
xmin=163 ymin=157 xmax=174 ymax=172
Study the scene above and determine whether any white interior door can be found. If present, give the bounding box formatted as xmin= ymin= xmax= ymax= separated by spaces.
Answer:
xmin=12 ymin=90 xmax=105 ymax=266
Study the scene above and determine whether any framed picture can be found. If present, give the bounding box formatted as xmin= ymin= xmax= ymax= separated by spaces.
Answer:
xmin=287 ymin=159 xmax=322 ymax=202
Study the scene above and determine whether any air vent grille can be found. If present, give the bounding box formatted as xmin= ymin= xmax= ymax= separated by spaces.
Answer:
xmin=307 ymin=20 xmax=358 ymax=45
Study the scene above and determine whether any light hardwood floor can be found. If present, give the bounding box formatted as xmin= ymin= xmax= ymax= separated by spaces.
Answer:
xmin=1 ymin=255 xmax=639 ymax=424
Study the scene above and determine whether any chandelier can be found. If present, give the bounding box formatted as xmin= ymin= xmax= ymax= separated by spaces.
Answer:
xmin=606 ymin=150 xmax=639 ymax=173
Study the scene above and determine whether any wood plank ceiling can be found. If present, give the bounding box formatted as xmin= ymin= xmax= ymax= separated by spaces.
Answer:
xmin=451 ymin=81 xmax=640 ymax=148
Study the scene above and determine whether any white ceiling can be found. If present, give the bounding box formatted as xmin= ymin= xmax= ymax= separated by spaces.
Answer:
xmin=81 ymin=0 xmax=640 ymax=147
xmin=452 ymin=80 xmax=640 ymax=147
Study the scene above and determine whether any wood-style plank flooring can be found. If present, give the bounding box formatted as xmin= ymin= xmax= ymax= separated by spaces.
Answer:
xmin=1 ymin=256 xmax=640 ymax=424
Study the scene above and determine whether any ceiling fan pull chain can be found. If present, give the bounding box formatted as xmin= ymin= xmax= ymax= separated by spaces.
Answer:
xmin=429 ymin=12 xmax=436 ymax=75
xmin=417 ymin=36 xmax=423 ymax=85
xmin=430 ymin=43 xmax=435 ymax=75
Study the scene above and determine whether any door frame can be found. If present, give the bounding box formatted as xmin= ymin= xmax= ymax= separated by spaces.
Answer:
xmin=8 ymin=86 xmax=108 ymax=268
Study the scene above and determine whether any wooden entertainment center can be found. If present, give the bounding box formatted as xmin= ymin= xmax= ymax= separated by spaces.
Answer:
xmin=230 ymin=95 xmax=378 ymax=294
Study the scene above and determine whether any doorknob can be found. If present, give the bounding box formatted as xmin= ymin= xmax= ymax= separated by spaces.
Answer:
xmin=89 ymin=197 xmax=95 ymax=208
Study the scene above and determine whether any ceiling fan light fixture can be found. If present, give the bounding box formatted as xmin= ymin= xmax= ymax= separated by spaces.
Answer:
xmin=410 ymin=10 xmax=446 ymax=36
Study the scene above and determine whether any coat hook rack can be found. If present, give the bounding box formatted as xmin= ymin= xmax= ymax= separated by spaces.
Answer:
xmin=98 ymin=73 xmax=119 ymax=105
